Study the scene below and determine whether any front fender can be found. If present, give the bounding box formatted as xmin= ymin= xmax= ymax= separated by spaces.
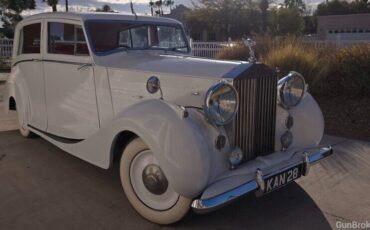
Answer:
xmin=275 ymin=93 xmax=324 ymax=150
xmin=112 ymin=99 xmax=213 ymax=198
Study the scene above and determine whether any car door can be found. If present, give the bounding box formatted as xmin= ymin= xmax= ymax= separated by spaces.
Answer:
xmin=14 ymin=21 xmax=47 ymax=130
xmin=43 ymin=20 xmax=99 ymax=140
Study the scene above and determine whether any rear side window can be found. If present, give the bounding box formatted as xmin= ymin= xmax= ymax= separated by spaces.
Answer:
xmin=19 ymin=23 xmax=41 ymax=54
xmin=48 ymin=22 xmax=89 ymax=56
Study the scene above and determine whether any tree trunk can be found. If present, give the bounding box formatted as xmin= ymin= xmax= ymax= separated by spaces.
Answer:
xmin=262 ymin=10 xmax=267 ymax=32
xmin=52 ymin=4 xmax=57 ymax=12
xmin=65 ymin=0 xmax=69 ymax=12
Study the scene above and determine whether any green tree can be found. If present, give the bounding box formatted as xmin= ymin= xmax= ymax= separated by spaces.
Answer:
xmin=0 ymin=0 xmax=36 ymax=37
xmin=284 ymin=0 xmax=306 ymax=12
xmin=315 ymin=0 xmax=370 ymax=16
xmin=260 ymin=0 xmax=269 ymax=32
xmin=269 ymin=7 xmax=305 ymax=36
xmin=185 ymin=0 xmax=260 ymax=39
xmin=0 ymin=0 xmax=36 ymax=13
xmin=303 ymin=15 xmax=317 ymax=34
xmin=348 ymin=0 xmax=370 ymax=13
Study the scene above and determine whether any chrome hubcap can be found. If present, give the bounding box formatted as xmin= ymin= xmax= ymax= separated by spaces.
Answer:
xmin=142 ymin=164 xmax=168 ymax=195
xmin=130 ymin=150 xmax=179 ymax=211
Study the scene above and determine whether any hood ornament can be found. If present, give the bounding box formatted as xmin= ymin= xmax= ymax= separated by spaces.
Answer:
xmin=242 ymin=37 xmax=257 ymax=63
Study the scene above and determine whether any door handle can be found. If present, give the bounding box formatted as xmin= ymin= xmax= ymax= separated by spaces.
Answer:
xmin=32 ymin=59 xmax=42 ymax=62
xmin=77 ymin=63 xmax=93 ymax=70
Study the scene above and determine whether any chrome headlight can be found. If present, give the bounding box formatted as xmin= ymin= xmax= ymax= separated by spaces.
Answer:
xmin=204 ymin=82 xmax=239 ymax=126
xmin=278 ymin=71 xmax=306 ymax=109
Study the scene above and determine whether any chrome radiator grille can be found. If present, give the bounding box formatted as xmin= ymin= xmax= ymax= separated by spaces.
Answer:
xmin=232 ymin=64 xmax=277 ymax=161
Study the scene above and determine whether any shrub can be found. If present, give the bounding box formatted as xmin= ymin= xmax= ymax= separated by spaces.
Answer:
xmin=216 ymin=43 xmax=248 ymax=61
xmin=329 ymin=44 xmax=370 ymax=96
xmin=261 ymin=41 xmax=328 ymax=89
xmin=216 ymin=36 xmax=370 ymax=98
xmin=217 ymin=37 xmax=329 ymax=92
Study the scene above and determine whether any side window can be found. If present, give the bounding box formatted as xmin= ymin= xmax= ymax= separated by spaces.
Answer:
xmin=48 ymin=22 xmax=89 ymax=56
xmin=118 ymin=30 xmax=132 ymax=48
xmin=19 ymin=23 xmax=41 ymax=54
xmin=118 ymin=26 xmax=149 ymax=49
xmin=131 ymin=26 xmax=148 ymax=48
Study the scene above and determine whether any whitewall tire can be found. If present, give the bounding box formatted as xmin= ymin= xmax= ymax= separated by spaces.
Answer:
xmin=120 ymin=138 xmax=191 ymax=225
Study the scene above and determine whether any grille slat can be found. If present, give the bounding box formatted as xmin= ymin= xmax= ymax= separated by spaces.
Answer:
xmin=232 ymin=64 xmax=277 ymax=161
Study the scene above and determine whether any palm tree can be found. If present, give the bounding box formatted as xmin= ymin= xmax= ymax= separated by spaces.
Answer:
xmin=164 ymin=0 xmax=175 ymax=12
xmin=47 ymin=0 xmax=58 ymax=12
xmin=149 ymin=0 xmax=155 ymax=15
xmin=155 ymin=0 xmax=163 ymax=16
xmin=259 ymin=0 xmax=269 ymax=32
xmin=149 ymin=0 xmax=174 ymax=16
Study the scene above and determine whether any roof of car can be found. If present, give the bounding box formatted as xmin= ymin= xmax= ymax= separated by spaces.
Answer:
xmin=21 ymin=12 xmax=181 ymax=25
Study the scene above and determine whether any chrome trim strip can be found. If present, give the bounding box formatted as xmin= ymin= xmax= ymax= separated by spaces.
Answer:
xmin=256 ymin=169 xmax=265 ymax=192
xmin=223 ymin=63 xmax=252 ymax=79
xmin=303 ymin=152 xmax=310 ymax=176
xmin=12 ymin=59 xmax=92 ymax=67
xmin=191 ymin=146 xmax=333 ymax=214
xmin=28 ymin=125 xmax=84 ymax=144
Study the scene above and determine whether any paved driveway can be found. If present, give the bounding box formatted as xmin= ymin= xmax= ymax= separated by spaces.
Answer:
xmin=0 ymin=101 xmax=369 ymax=230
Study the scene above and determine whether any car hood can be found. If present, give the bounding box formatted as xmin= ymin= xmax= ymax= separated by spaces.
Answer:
xmin=94 ymin=51 xmax=244 ymax=79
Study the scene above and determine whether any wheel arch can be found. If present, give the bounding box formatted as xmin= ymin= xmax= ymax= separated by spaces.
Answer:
xmin=9 ymin=96 xmax=16 ymax=111
xmin=110 ymin=130 xmax=138 ymax=164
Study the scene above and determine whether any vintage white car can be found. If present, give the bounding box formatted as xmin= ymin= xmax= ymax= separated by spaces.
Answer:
xmin=4 ymin=12 xmax=333 ymax=224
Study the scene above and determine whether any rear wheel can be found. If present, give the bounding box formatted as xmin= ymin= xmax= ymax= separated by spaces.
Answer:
xmin=19 ymin=124 xmax=33 ymax=138
xmin=17 ymin=107 xmax=35 ymax=138
xmin=120 ymin=138 xmax=191 ymax=224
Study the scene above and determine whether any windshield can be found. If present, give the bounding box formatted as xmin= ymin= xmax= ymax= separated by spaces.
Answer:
xmin=86 ymin=21 xmax=189 ymax=54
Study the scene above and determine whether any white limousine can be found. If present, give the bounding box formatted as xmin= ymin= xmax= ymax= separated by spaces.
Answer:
xmin=4 ymin=12 xmax=333 ymax=224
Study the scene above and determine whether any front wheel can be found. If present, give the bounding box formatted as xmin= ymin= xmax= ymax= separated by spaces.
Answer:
xmin=120 ymin=138 xmax=191 ymax=225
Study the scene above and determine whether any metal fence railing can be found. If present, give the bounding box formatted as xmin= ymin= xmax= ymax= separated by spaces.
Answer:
xmin=0 ymin=38 xmax=235 ymax=59
xmin=0 ymin=39 xmax=13 ymax=70
xmin=0 ymin=39 xmax=13 ymax=58
xmin=190 ymin=40 xmax=236 ymax=58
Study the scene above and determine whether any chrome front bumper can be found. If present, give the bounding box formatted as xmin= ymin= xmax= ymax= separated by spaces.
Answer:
xmin=191 ymin=146 xmax=333 ymax=213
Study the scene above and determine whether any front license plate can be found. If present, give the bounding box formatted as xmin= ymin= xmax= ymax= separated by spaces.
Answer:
xmin=264 ymin=165 xmax=303 ymax=193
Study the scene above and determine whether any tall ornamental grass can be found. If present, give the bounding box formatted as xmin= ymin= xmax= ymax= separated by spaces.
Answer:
xmin=216 ymin=36 xmax=370 ymax=98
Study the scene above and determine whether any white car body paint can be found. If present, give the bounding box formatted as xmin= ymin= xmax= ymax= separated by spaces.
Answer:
xmin=5 ymin=12 xmax=326 ymax=199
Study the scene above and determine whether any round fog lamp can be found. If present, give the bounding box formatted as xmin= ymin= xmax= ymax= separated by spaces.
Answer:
xmin=281 ymin=130 xmax=293 ymax=151
xmin=229 ymin=147 xmax=243 ymax=169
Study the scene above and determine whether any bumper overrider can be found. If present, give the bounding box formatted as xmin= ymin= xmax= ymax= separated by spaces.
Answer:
xmin=191 ymin=146 xmax=333 ymax=213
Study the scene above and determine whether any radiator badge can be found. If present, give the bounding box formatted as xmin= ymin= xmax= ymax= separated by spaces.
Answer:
xmin=243 ymin=37 xmax=257 ymax=64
